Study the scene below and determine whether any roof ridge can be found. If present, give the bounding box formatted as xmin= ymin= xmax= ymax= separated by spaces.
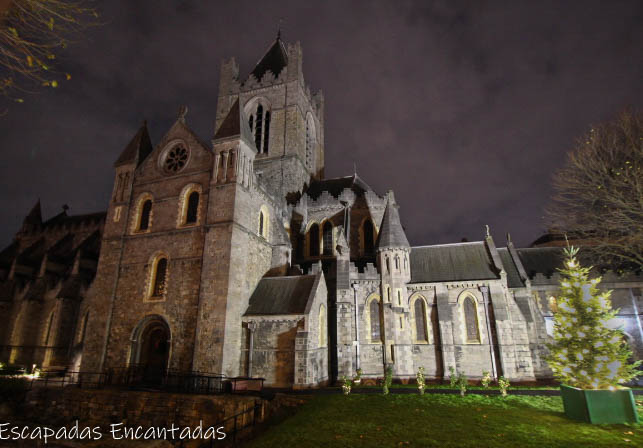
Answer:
xmin=412 ymin=241 xmax=485 ymax=248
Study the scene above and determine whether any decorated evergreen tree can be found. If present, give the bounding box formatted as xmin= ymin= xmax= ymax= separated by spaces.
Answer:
xmin=546 ymin=247 xmax=641 ymax=389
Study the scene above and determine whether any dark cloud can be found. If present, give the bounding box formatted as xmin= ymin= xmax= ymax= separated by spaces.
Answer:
xmin=1 ymin=0 xmax=641 ymax=248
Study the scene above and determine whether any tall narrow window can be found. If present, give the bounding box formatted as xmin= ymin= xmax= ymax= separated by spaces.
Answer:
xmin=363 ymin=220 xmax=374 ymax=255
xmin=186 ymin=192 xmax=199 ymax=224
xmin=263 ymin=111 xmax=270 ymax=153
xmin=322 ymin=221 xmax=333 ymax=255
xmin=395 ymin=256 xmax=400 ymax=270
xmin=369 ymin=299 xmax=382 ymax=342
xmin=414 ymin=299 xmax=428 ymax=342
xmin=153 ymin=258 xmax=168 ymax=297
xmin=464 ymin=296 xmax=480 ymax=343
xmin=248 ymin=115 xmax=254 ymax=132
xmin=44 ymin=311 xmax=55 ymax=345
xmin=254 ymin=105 xmax=263 ymax=151
xmin=139 ymin=200 xmax=152 ymax=231
xmin=305 ymin=116 xmax=315 ymax=170
xmin=78 ymin=312 xmax=89 ymax=344
xmin=309 ymin=223 xmax=320 ymax=257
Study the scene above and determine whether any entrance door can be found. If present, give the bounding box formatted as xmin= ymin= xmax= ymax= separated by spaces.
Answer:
xmin=135 ymin=319 xmax=170 ymax=385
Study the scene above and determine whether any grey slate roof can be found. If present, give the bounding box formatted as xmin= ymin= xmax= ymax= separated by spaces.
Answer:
xmin=114 ymin=122 xmax=153 ymax=167
xmin=213 ymin=99 xmax=255 ymax=148
xmin=251 ymin=38 xmax=288 ymax=80
xmin=497 ymin=248 xmax=525 ymax=288
xmin=305 ymin=174 xmax=373 ymax=200
xmin=410 ymin=242 xmax=499 ymax=283
xmin=516 ymin=247 xmax=565 ymax=277
xmin=376 ymin=199 xmax=410 ymax=250
xmin=245 ymin=275 xmax=317 ymax=316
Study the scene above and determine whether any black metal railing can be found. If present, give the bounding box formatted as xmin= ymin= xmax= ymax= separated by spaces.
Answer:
xmin=5 ymin=363 xmax=265 ymax=396
xmin=192 ymin=400 xmax=262 ymax=447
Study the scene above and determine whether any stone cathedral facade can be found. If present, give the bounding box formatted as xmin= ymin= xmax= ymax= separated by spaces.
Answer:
xmin=1 ymin=36 xmax=641 ymax=388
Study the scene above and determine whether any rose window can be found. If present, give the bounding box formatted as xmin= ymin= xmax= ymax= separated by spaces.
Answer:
xmin=164 ymin=146 xmax=188 ymax=173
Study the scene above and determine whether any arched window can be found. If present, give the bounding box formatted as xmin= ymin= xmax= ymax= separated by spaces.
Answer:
xmin=395 ymin=256 xmax=400 ymax=271
xmin=186 ymin=192 xmax=199 ymax=224
xmin=152 ymin=257 xmax=168 ymax=298
xmin=385 ymin=257 xmax=390 ymax=274
xmin=248 ymin=101 xmax=271 ymax=154
xmin=463 ymin=296 xmax=480 ymax=343
xmin=259 ymin=212 xmax=265 ymax=236
xmin=363 ymin=219 xmax=374 ymax=255
xmin=319 ymin=304 xmax=327 ymax=347
xmin=397 ymin=289 xmax=402 ymax=306
xmin=414 ymin=298 xmax=428 ymax=342
xmin=548 ymin=296 xmax=558 ymax=313
xmin=322 ymin=221 xmax=333 ymax=255
xmin=369 ymin=298 xmax=383 ymax=343
xmin=309 ymin=223 xmax=320 ymax=257
xmin=139 ymin=200 xmax=152 ymax=231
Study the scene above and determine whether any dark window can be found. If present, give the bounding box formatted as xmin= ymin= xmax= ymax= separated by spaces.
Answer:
xmin=259 ymin=212 xmax=265 ymax=236
xmin=322 ymin=221 xmax=333 ymax=255
xmin=249 ymin=115 xmax=254 ymax=132
xmin=370 ymin=300 xmax=382 ymax=342
xmin=309 ymin=223 xmax=320 ymax=256
xmin=386 ymin=257 xmax=390 ymax=274
xmin=153 ymin=258 xmax=168 ymax=297
xmin=264 ymin=111 xmax=270 ymax=154
xmin=414 ymin=300 xmax=428 ymax=342
xmin=464 ymin=297 xmax=480 ymax=342
xmin=395 ymin=256 xmax=400 ymax=270
xmin=363 ymin=220 xmax=374 ymax=255
xmin=139 ymin=200 xmax=152 ymax=231
xmin=186 ymin=192 xmax=199 ymax=224
xmin=254 ymin=105 xmax=263 ymax=151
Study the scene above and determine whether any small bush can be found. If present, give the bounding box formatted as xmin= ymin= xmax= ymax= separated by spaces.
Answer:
xmin=382 ymin=365 xmax=393 ymax=395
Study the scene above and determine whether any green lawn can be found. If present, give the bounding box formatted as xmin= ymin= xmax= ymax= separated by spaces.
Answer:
xmin=247 ymin=393 xmax=642 ymax=448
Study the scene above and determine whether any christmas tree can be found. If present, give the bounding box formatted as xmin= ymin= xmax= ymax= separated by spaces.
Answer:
xmin=546 ymin=246 xmax=641 ymax=389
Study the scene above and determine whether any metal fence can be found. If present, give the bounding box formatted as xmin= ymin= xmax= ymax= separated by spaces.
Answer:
xmin=9 ymin=364 xmax=264 ymax=396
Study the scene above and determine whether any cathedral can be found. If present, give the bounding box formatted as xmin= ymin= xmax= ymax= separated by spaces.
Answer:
xmin=1 ymin=35 xmax=641 ymax=388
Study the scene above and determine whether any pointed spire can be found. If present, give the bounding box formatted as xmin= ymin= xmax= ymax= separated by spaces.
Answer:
xmin=114 ymin=121 xmax=153 ymax=167
xmin=251 ymin=35 xmax=289 ymax=80
xmin=24 ymin=199 xmax=42 ymax=226
xmin=376 ymin=191 xmax=410 ymax=251
xmin=213 ymin=99 xmax=256 ymax=149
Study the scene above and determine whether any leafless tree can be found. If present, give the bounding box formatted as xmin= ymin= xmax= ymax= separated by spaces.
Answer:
xmin=0 ymin=0 xmax=99 ymax=102
xmin=547 ymin=109 xmax=643 ymax=270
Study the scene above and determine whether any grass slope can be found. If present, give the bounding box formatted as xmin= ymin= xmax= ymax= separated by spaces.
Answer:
xmin=247 ymin=394 xmax=642 ymax=447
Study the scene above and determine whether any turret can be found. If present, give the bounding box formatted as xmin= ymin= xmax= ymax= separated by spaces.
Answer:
xmin=376 ymin=191 xmax=412 ymax=372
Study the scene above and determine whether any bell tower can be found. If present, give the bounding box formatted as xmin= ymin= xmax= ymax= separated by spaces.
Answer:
xmin=214 ymin=33 xmax=325 ymax=200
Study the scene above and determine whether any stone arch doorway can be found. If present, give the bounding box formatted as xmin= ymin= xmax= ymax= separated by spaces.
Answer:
xmin=130 ymin=316 xmax=171 ymax=384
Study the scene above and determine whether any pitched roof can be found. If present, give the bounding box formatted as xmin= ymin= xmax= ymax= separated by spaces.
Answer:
xmin=245 ymin=275 xmax=317 ymax=316
xmin=213 ymin=99 xmax=255 ymax=147
xmin=24 ymin=200 xmax=42 ymax=226
xmin=516 ymin=247 xmax=566 ymax=277
xmin=410 ymin=242 xmax=499 ymax=283
xmin=251 ymin=38 xmax=288 ymax=81
xmin=42 ymin=211 xmax=106 ymax=229
xmin=114 ymin=122 xmax=153 ymax=167
xmin=376 ymin=197 xmax=410 ymax=250
xmin=497 ymin=248 xmax=525 ymax=288
xmin=305 ymin=174 xmax=374 ymax=200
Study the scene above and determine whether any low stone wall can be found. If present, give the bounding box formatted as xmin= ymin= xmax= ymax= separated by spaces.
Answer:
xmin=22 ymin=388 xmax=261 ymax=428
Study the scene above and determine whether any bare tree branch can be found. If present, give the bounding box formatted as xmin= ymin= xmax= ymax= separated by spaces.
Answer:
xmin=547 ymin=109 xmax=643 ymax=271
xmin=0 ymin=0 xmax=99 ymax=102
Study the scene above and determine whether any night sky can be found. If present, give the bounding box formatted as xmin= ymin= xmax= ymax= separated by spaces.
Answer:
xmin=1 ymin=0 xmax=641 ymax=249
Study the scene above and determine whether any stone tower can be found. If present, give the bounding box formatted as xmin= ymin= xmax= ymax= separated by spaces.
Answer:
xmin=376 ymin=192 xmax=414 ymax=376
xmin=215 ymin=34 xmax=325 ymax=200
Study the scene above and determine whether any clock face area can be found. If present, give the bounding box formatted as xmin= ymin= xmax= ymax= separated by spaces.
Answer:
xmin=159 ymin=141 xmax=190 ymax=174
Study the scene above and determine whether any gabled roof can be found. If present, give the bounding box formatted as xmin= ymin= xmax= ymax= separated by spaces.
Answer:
xmin=376 ymin=197 xmax=410 ymax=250
xmin=251 ymin=37 xmax=288 ymax=81
xmin=497 ymin=248 xmax=525 ymax=288
xmin=305 ymin=174 xmax=373 ymax=200
xmin=24 ymin=200 xmax=42 ymax=226
xmin=245 ymin=275 xmax=317 ymax=316
xmin=213 ymin=99 xmax=256 ymax=148
xmin=516 ymin=247 xmax=566 ymax=278
xmin=410 ymin=242 xmax=499 ymax=283
xmin=114 ymin=122 xmax=153 ymax=167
